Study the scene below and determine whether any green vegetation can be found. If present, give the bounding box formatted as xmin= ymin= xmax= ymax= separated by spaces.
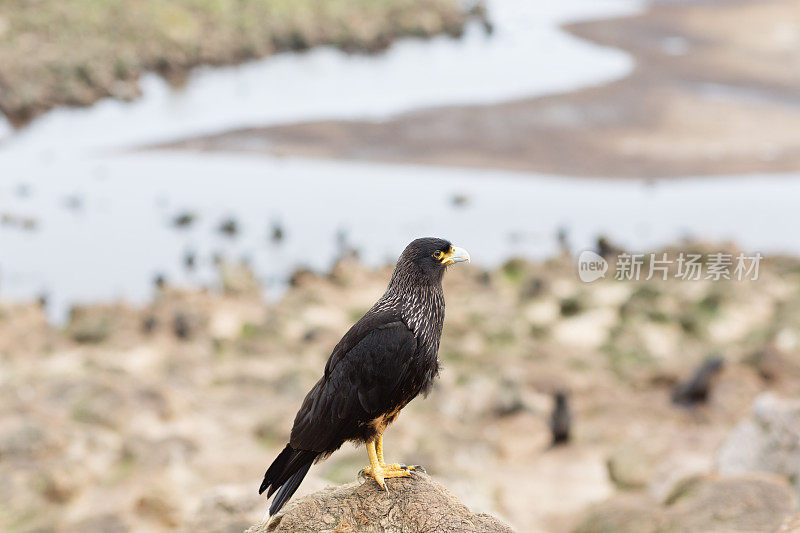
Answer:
xmin=500 ymin=258 xmax=527 ymax=284
xmin=529 ymin=324 xmax=549 ymax=339
xmin=602 ymin=343 xmax=656 ymax=382
xmin=239 ymin=321 xmax=259 ymax=340
xmin=0 ymin=0 xmax=474 ymax=123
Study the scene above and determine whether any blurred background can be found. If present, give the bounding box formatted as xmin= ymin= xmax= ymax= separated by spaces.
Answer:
xmin=2 ymin=0 xmax=800 ymax=531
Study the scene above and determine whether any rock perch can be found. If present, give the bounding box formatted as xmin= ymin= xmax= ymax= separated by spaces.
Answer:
xmin=245 ymin=473 xmax=513 ymax=533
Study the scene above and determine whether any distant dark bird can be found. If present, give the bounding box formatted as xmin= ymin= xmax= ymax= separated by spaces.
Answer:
xmin=450 ymin=193 xmax=470 ymax=208
xmin=183 ymin=250 xmax=196 ymax=271
xmin=595 ymin=235 xmax=624 ymax=258
xmin=270 ymin=221 xmax=284 ymax=243
xmin=672 ymin=356 xmax=724 ymax=406
xmin=218 ymin=217 xmax=239 ymax=237
xmin=153 ymin=274 xmax=166 ymax=290
xmin=550 ymin=390 xmax=571 ymax=445
xmin=142 ymin=315 xmax=158 ymax=334
xmin=258 ymin=238 xmax=470 ymax=520
xmin=172 ymin=211 xmax=196 ymax=228
xmin=173 ymin=312 xmax=192 ymax=340
xmin=556 ymin=226 xmax=570 ymax=254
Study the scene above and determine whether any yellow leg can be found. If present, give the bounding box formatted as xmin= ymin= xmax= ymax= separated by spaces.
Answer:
xmin=366 ymin=439 xmax=387 ymax=491
xmin=376 ymin=432 xmax=385 ymax=464
xmin=375 ymin=432 xmax=418 ymax=472
xmin=359 ymin=433 xmax=424 ymax=489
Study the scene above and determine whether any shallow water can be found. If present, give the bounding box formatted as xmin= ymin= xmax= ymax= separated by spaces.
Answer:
xmin=3 ymin=0 xmax=798 ymax=321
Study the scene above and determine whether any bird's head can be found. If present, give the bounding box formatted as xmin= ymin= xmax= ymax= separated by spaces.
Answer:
xmin=392 ymin=237 xmax=470 ymax=286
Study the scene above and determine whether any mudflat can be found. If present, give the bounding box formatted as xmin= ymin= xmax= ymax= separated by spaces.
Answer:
xmin=158 ymin=0 xmax=800 ymax=178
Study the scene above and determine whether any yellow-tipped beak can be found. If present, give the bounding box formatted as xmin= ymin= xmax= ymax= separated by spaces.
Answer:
xmin=443 ymin=246 xmax=470 ymax=265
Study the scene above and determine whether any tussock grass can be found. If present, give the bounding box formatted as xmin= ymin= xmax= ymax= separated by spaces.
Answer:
xmin=0 ymin=0 xmax=472 ymax=123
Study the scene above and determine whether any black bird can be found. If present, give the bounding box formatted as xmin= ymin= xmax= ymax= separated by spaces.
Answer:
xmin=172 ymin=211 xmax=196 ymax=228
xmin=550 ymin=390 xmax=571 ymax=446
xmin=595 ymin=235 xmax=624 ymax=258
xmin=218 ymin=217 xmax=239 ymax=237
xmin=270 ymin=221 xmax=285 ymax=244
xmin=183 ymin=249 xmax=196 ymax=271
xmin=173 ymin=312 xmax=192 ymax=340
xmin=672 ymin=356 xmax=724 ymax=406
xmin=142 ymin=314 xmax=158 ymax=334
xmin=258 ymin=238 xmax=470 ymax=519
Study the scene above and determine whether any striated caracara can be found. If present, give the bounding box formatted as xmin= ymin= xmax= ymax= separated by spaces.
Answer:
xmin=258 ymin=237 xmax=470 ymax=519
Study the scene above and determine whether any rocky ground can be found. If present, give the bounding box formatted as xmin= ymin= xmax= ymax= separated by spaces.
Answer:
xmin=251 ymin=472 xmax=514 ymax=532
xmin=2 ymin=242 xmax=800 ymax=532
xmin=161 ymin=0 xmax=800 ymax=178
xmin=0 ymin=0 xmax=481 ymax=126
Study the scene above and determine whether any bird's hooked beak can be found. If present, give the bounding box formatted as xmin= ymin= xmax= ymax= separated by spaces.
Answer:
xmin=442 ymin=246 xmax=471 ymax=265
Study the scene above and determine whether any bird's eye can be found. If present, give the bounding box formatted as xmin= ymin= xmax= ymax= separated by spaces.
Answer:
xmin=432 ymin=250 xmax=444 ymax=260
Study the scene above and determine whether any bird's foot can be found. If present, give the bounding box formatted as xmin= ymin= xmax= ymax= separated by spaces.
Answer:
xmin=381 ymin=463 xmax=425 ymax=474
xmin=358 ymin=463 xmax=419 ymax=491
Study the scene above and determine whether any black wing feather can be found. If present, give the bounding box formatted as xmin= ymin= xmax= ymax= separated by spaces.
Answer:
xmin=323 ymin=309 xmax=401 ymax=378
xmin=290 ymin=318 xmax=417 ymax=451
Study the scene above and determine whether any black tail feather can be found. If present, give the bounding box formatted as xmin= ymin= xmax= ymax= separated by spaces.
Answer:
xmin=259 ymin=444 xmax=318 ymax=516
xmin=265 ymin=448 xmax=317 ymax=498
xmin=268 ymin=461 xmax=312 ymax=516
xmin=260 ymin=444 xmax=293 ymax=495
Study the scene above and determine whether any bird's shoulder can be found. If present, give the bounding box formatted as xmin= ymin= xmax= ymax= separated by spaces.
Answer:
xmin=323 ymin=309 xmax=413 ymax=378
xmin=289 ymin=313 xmax=417 ymax=450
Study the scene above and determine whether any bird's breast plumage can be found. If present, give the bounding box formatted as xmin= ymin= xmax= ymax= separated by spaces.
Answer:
xmin=374 ymin=284 xmax=444 ymax=364
xmin=397 ymin=285 xmax=444 ymax=398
